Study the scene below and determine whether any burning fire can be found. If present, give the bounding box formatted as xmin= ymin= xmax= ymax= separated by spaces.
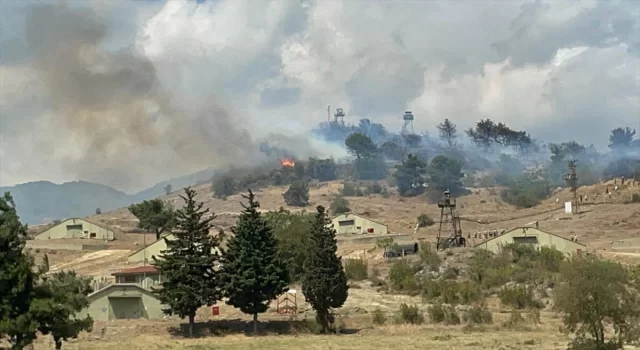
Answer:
xmin=280 ymin=158 xmax=295 ymax=167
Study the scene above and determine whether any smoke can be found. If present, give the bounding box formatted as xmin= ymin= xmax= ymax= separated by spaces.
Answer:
xmin=1 ymin=0 xmax=639 ymax=191
xmin=4 ymin=2 xmax=339 ymax=192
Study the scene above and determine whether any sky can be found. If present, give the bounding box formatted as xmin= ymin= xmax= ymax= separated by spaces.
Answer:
xmin=0 ymin=0 xmax=639 ymax=193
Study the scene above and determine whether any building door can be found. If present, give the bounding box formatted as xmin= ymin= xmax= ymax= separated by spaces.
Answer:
xmin=65 ymin=224 xmax=83 ymax=238
xmin=109 ymin=297 xmax=142 ymax=320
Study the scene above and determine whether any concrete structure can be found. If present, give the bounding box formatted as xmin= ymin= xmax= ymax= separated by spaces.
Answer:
xmin=475 ymin=227 xmax=585 ymax=256
xmin=337 ymin=233 xmax=412 ymax=246
xmin=128 ymin=234 xmax=222 ymax=263
xmin=112 ymin=266 xmax=163 ymax=289
xmin=79 ymin=283 xmax=165 ymax=321
xmin=128 ymin=234 xmax=175 ymax=263
xmin=331 ymin=214 xmax=388 ymax=235
xmin=25 ymin=240 xmax=109 ymax=251
xmin=34 ymin=218 xmax=114 ymax=241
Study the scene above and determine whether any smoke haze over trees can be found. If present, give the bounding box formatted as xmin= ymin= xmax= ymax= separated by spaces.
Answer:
xmin=1 ymin=0 xmax=638 ymax=191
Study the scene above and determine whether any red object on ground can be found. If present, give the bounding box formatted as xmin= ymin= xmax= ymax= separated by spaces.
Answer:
xmin=212 ymin=306 xmax=219 ymax=316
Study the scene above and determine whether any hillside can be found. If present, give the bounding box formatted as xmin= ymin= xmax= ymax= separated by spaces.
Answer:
xmin=91 ymin=179 xmax=640 ymax=251
xmin=1 ymin=168 xmax=215 ymax=224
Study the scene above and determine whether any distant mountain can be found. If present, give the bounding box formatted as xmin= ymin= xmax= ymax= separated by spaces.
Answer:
xmin=0 ymin=168 xmax=217 ymax=225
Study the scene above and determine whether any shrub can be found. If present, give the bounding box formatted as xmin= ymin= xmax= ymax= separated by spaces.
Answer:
xmin=499 ymin=285 xmax=543 ymax=310
xmin=340 ymin=182 xmax=364 ymax=197
xmin=376 ymin=237 xmax=398 ymax=250
xmin=427 ymin=303 xmax=459 ymax=325
xmin=463 ymin=304 xmax=493 ymax=325
xmin=417 ymin=213 xmax=435 ymax=228
xmin=344 ymin=258 xmax=368 ymax=281
xmin=212 ymin=176 xmax=236 ymax=199
xmin=366 ymin=182 xmax=384 ymax=194
xmin=632 ymin=193 xmax=640 ymax=203
xmin=395 ymin=303 xmax=424 ymax=324
xmin=388 ymin=260 xmax=419 ymax=293
xmin=330 ymin=195 xmax=351 ymax=215
xmin=418 ymin=241 xmax=441 ymax=270
xmin=283 ymin=181 xmax=310 ymax=206
xmin=95 ymin=207 xmax=101 ymax=215
xmin=372 ymin=308 xmax=386 ymax=325
xmin=499 ymin=175 xmax=551 ymax=208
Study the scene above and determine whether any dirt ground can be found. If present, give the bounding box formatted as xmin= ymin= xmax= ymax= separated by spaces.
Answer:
xmin=24 ymin=179 xmax=640 ymax=349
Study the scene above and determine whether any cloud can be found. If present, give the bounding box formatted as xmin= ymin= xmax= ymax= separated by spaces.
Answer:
xmin=1 ymin=0 xmax=639 ymax=190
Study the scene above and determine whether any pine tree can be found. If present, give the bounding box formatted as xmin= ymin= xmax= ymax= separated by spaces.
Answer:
xmin=31 ymin=270 xmax=93 ymax=349
xmin=0 ymin=192 xmax=38 ymax=349
xmin=152 ymin=187 xmax=224 ymax=337
xmin=301 ymin=205 xmax=349 ymax=333
xmin=221 ymin=190 xmax=289 ymax=333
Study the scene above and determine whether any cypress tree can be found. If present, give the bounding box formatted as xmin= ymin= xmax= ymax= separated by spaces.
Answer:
xmin=152 ymin=187 xmax=224 ymax=337
xmin=221 ymin=190 xmax=289 ymax=333
xmin=301 ymin=205 xmax=349 ymax=333
xmin=0 ymin=192 xmax=38 ymax=349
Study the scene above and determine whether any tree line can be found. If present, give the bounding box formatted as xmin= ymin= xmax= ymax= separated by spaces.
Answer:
xmin=1 ymin=187 xmax=350 ymax=348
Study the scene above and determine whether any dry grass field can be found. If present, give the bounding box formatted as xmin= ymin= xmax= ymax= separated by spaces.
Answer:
xmin=22 ymin=178 xmax=640 ymax=349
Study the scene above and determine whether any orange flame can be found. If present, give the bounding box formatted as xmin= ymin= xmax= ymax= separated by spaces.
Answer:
xmin=280 ymin=158 xmax=295 ymax=167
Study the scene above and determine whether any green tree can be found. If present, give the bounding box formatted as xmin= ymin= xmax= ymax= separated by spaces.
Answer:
xmin=128 ymin=199 xmax=175 ymax=240
xmin=554 ymin=256 xmax=640 ymax=350
xmin=212 ymin=176 xmax=236 ymax=200
xmin=437 ymin=118 xmax=458 ymax=147
xmin=380 ymin=141 xmax=405 ymax=161
xmin=329 ymin=195 xmax=351 ymax=215
xmin=283 ymin=181 xmax=310 ymax=207
xmin=164 ymin=184 xmax=172 ymax=195
xmin=151 ymin=187 xmax=224 ymax=337
xmin=31 ymin=270 xmax=93 ymax=349
xmin=426 ymin=155 xmax=466 ymax=198
xmin=0 ymin=192 xmax=38 ymax=349
xmin=95 ymin=207 xmax=101 ymax=215
xmin=264 ymin=208 xmax=314 ymax=281
xmin=307 ymin=158 xmax=338 ymax=182
xmin=345 ymin=132 xmax=378 ymax=160
xmin=221 ymin=190 xmax=289 ymax=333
xmin=609 ymin=127 xmax=636 ymax=150
xmin=345 ymin=132 xmax=387 ymax=180
xmin=301 ymin=206 xmax=349 ymax=333
xmin=394 ymin=153 xmax=427 ymax=197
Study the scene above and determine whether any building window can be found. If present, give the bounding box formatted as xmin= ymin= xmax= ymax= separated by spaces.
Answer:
xmin=121 ymin=275 xmax=136 ymax=283
xmin=513 ymin=236 xmax=538 ymax=244
xmin=338 ymin=220 xmax=355 ymax=226
xmin=66 ymin=224 xmax=83 ymax=231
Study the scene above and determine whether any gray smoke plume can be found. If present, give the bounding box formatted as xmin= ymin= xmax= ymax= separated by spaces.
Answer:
xmin=22 ymin=3 xmax=266 ymax=191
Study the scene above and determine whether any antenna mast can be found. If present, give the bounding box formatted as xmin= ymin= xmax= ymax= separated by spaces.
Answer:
xmin=436 ymin=190 xmax=465 ymax=250
xmin=327 ymin=105 xmax=331 ymax=123
xmin=562 ymin=159 xmax=580 ymax=214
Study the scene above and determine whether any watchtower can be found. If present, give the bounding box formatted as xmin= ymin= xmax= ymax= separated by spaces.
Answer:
xmin=333 ymin=108 xmax=345 ymax=126
xmin=401 ymin=111 xmax=415 ymax=135
xmin=436 ymin=190 xmax=465 ymax=250
xmin=562 ymin=159 xmax=579 ymax=214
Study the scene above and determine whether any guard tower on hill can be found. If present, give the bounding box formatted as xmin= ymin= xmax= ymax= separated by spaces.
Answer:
xmin=401 ymin=111 xmax=415 ymax=135
xmin=436 ymin=190 xmax=465 ymax=250
xmin=333 ymin=107 xmax=345 ymax=126
xmin=563 ymin=159 xmax=580 ymax=214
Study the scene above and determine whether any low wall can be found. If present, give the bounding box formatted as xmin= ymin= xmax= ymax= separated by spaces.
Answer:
xmin=337 ymin=234 xmax=414 ymax=246
xmin=24 ymin=240 xmax=109 ymax=251
xmin=611 ymin=239 xmax=640 ymax=252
